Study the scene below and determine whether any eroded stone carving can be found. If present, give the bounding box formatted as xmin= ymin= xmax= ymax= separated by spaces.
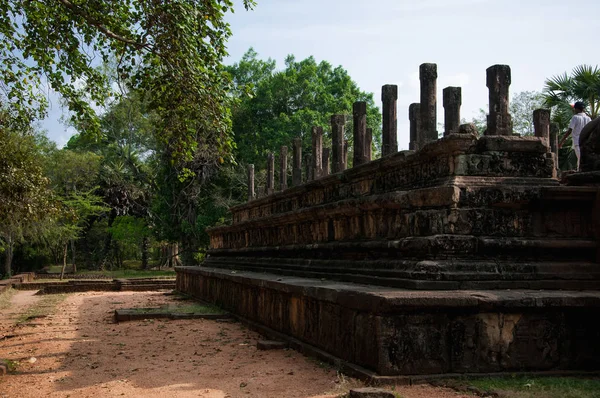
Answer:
xmin=382 ymin=84 xmax=398 ymax=156
xmin=486 ymin=65 xmax=513 ymax=136
xmin=443 ymin=87 xmax=461 ymax=136
xmin=353 ymin=102 xmax=367 ymax=166
xmin=331 ymin=114 xmax=346 ymax=173
xmin=420 ymin=63 xmax=438 ymax=143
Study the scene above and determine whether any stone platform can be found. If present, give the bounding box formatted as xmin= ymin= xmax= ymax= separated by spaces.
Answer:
xmin=176 ymin=266 xmax=600 ymax=377
xmin=203 ymin=134 xmax=600 ymax=290
xmin=177 ymin=65 xmax=600 ymax=377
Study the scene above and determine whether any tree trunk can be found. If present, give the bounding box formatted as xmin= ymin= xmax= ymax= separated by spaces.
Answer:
xmin=141 ymin=236 xmax=149 ymax=270
xmin=160 ymin=243 xmax=182 ymax=268
xmin=180 ymin=235 xmax=197 ymax=266
xmin=4 ymin=233 xmax=13 ymax=277
xmin=99 ymin=209 xmax=117 ymax=271
xmin=60 ymin=243 xmax=68 ymax=281
xmin=70 ymin=239 xmax=77 ymax=274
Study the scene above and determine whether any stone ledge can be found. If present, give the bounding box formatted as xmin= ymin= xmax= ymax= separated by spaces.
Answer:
xmin=207 ymin=236 xmax=597 ymax=258
xmin=176 ymin=266 xmax=600 ymax=314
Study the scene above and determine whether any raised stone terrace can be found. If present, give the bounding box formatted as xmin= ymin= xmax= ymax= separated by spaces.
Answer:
xmin=177 ymin=63 xmax=600 ymax=379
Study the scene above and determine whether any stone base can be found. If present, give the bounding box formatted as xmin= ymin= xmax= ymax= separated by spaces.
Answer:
xmin=565 ymin=171 xmax=600 ymax=186
xmin=176 ymin=266 xmax=600 ymax=377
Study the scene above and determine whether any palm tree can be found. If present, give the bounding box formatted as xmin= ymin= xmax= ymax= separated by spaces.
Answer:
xmin=543 ymin=65 xmax=600 ymax=170
xmin=544 ymin=65 xmax=600 ymax=119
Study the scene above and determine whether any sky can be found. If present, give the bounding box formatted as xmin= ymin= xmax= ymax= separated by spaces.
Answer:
xmin=43 ymin=0 xmax=600 ymax=149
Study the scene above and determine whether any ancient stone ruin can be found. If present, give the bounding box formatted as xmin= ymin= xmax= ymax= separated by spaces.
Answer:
xmin=177 ymin=63 xmax=600 ymax=381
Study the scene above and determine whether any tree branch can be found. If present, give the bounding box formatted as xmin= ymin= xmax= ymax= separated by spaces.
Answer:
xmin=56 ymin=0 xmax=149 ymax=50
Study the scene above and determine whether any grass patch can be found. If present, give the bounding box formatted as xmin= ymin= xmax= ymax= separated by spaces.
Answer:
xmin=2 ymin=359 xmax=18 ymax=372
xmin=16 ymin=294 xmax=67 ymax=325
xmin=0 ymin=287 xmax=16 ymax=311
xmin=464 ymin=376 xmax=600 ymax=398
xmin=128 ymin=303 xmax=224 ymax=315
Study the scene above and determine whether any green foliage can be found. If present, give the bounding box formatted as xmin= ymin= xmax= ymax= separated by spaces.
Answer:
xmin=511 ymin=91 xmax=545 ymax=136
xmin=226 ymin=48 xmax=382 ymax=169
xmin=0 ymin=122 xmax=54 ymax=225
xmin=0 ymin=118 xmax=55 ymax=276
xmin=544 ymin=65 xmax=600 ymax=119
xmin=1 ymin=0 xmax=255 ymax=171
xmin=109 ymin=216 xmax=151 ymax=245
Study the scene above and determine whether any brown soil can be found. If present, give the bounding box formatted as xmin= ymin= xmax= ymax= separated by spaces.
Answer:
xmin=0 ymin=290 xmax=470 ymax=398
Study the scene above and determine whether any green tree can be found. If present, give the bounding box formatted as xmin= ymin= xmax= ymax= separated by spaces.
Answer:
xmin=43 ymin=149 xmax=105 ymax=277
xmin=226 ymin=49 xmax=382 ymax=170
xmin=68 ymin=92 xmax=155 ymax=270
xmin=0 ymin=120 xmax=54 ymax=277
xmin=544 ymin=65 xmax=600 ymax=119
xmin=1 ymin=0 xmax=255 ymax=170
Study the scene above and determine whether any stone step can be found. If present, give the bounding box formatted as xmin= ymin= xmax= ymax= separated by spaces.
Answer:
xmin=204 ymin=260 xmax=600 ymax=290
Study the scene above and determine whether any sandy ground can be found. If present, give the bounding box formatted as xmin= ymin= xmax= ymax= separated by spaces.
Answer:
xmin=0 ymin=290 xmax=470 ymax=398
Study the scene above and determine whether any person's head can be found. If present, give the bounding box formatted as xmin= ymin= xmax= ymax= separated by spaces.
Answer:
xmin=574 ymin=101 xmax=585 ymax=113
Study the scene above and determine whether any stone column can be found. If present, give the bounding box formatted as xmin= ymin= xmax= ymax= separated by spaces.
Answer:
xmin=365 ymin=128 xmax=372 ymax=162
xmin=381 ymin=84 xmax=398 ymax=156
xmin=550 ymin=122 xmax=560 ymax=173
xmin=247 ymin=164 xmax=255 ymax=202
xmin=409 ymin=103 xmax=421 ymax=150
xmin=322 ymin=148 xmax=330 ymax=176
xmin=331 ymin=114 xmax=345 ymax=173
xmin=292 ymin=137 xmax=302 ymax=186
xmin=279 ymin=145 xmax=288 ymax=191
xmin=343 ymin=140 xmax=348 ymax=170
xmin=419 ymin=63 xmax=438 ymax=143
xmin=305 ymin=154 xmax=313 ymax=181
xmin=311 ymin=126 xmax=323 ymax=179
xmin=443 ymin=86 xmax=461 ymax=136
xmin=353 ymin=101 xmax=367 ymax=166
xmin=533 ymin=109 xmax=550 ymax=141
xmin=266 ymin=153 xmax=274 ymax=195
xmin=486 ymin=64 xmax=513 ymax=136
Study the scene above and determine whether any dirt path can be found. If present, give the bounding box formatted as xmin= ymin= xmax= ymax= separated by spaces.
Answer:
xmin=0 ymin=291 xmax=470 ymax=398
xmin=0 ymin=290 xmax=40 ymax=337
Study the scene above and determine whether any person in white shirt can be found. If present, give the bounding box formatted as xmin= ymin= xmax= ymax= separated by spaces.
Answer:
xmin=559 ymin=101 xmax=592 ymax=171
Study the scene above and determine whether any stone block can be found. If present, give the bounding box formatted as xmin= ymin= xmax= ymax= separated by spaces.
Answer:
xmin=476 ymin=135 xmax=548 ymax=153
xmin=349 ymin=388 xmax=395 ymax=398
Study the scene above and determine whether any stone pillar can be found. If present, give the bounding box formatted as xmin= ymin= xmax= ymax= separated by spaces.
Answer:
xmin=533 ymin=109 xmax=551 ymax=141
xmin=486 ymin=64 xmax=513 ymax=136
xmin=353 ymin=101 xmax=367 ymax=166
xmin=247 ymin=164 xmax=255 ymax=202
xmin=305 ymin=154 xmax=313 ymax=182
xmin=550 ymin=122 xmax=560 ymax=173
xmin=343 ymin=140 xmax=348 ymax=170
xmin=443 ymin=86 xmax=461 ymax=136
xmin=409 ymin=103 xmax=421 ymax=150
xmin=322 ymin=148 xmax=330 ymax=176
xmin=311 ymin=126 xmax=323 ymax=179
xmin=331 ymin=114 xmax=345 ymax=173
xmin=419 ymin=63 xmax=438 ymax=143
xmin=365 ymin=128 xmax=372 ymax=162
xmin=381 ymin=84 xmax=398 ymax=156
xmin=266 ymin=153 xmax=274 ymax=195
xmin=292 ymin=137 xmax=302 ymax=186
xmin=279 ymin=146 xmax=288 ymax=191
